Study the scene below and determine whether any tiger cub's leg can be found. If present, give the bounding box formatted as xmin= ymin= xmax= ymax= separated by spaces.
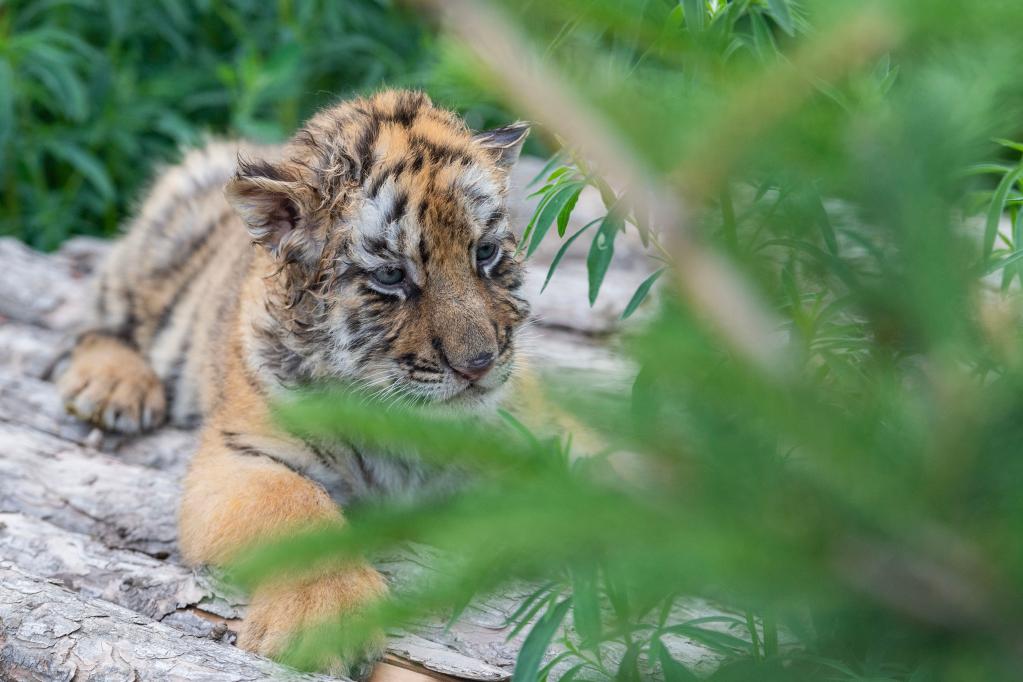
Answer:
xmin=57 ymin=331 xmax=166 ymax=434
xmin=179 ymin=432 xmax=388 ymax=677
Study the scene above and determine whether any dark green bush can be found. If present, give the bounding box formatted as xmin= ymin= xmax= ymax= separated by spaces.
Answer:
xmin=0 ymin=0 xmax=432 ymax=249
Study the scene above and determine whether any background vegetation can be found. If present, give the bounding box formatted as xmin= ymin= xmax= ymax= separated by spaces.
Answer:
xmin=0 ymin=0 xmax=512 ymax=249
xmin=12 ymin=0 xmax=1023 ymax=681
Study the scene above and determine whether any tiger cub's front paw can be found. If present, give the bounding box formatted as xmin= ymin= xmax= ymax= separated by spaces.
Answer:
xmin=238 ymin=565 xmax=388 ymax=679
xmin=57 ymin=335 xmax=166 ymax=433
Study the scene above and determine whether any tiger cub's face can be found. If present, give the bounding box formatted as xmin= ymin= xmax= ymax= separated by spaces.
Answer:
xmin=227 ymin=91 xmax=531 ymax=410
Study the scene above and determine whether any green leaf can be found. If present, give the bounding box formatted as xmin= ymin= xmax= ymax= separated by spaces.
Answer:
xmin=983 ymin=248 xmax=1023 ymax=276
xmin=766 ymin=0 xmax=795 ymax=35
xmin=615 ymin=643 xmax=641 ymax=682
xmin=682 ymin=0 xmax=705 ymax=32
xmin=809 ymin=186 xmax=838 ymax=256
xmin=963 ymin=163 xmax=1015 ymax=177
xmin=528 ymin=181 xmax=585 ymax=257
xmin=528 ymin=152 xmax=564 ymax=188
xmin=44 ymin=141 xmax=115 ymax=201
xmin=520 ymin=190 xmax=556 ymax=253
xmin=587 ymin=211 xmax=623 ymax=305
xmin=661 ymin=624 xmax=751 ymax=654
xmin=512 ymin=599 xmax=571 ymax=682
xmin=994 ymin=138 xmax=1023 ymax=154
xmin=0 ymin=60 xmax=13 ymax=151
xmin=504 ymin=582 xmax=557 ymax=629
xmin=984 ymin=165 xmax=1022 ymax=262
xmin=653 ymin=639 xmax=700 ymax=682
xmin=557 ymin=185 xmax=583 ymax=237
xmin=558 ymin=663 xmax=586 ymax=682
xmin=621 ymin=268 xmax=666 ymax=320
xmin=541 ymin=218 xmax=602 ymax=293
xmin=571 ymin=564 xmax=601 ymax=646
xmin=749 ymin=10 xmax=777 ymax=60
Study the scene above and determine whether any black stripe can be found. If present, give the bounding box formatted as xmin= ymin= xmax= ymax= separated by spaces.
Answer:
xmin=300 ymin=436 xmax=337 ymax=470
xmin=222 ymin=431 xmax=307 ymax=477
xmin=486 ymin=208 xmax=506 ymax=231
xmin=354 ymin=118 xmax=381 ymax=180
xmin=367 ymin=159 xmax=407 ymax=199
xmin=350 ymin=444 xmax=379 ymax=488
xmin=150 ymin=218 xmax=219 ymax=279
xmin=418 ymin=234 xmax=430 ymax=264
xmin=384 ymin=190 xmax=408 ymax=226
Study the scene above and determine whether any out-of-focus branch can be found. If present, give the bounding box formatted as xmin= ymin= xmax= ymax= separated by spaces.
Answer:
xmin=675 ymin=8 xmax=901 ymax=202
xmin=413 ymin=0 xmax=787 ymax=373
xmin=412 ymin=1 xmax=901 ymax=376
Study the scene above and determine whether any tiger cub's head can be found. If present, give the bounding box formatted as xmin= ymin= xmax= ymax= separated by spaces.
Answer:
xmin=227 ymin=90 xmax=531 ymax=409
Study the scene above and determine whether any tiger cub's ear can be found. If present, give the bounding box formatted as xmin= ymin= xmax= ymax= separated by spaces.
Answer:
xmin=473 ymin=122 xmax=531 ymax=170
xmin=226 ymin=158 xmax=317 ymax=257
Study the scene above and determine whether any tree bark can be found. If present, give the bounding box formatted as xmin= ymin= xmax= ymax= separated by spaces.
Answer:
xmin=0 ymin=562 xmax=335 ymax=682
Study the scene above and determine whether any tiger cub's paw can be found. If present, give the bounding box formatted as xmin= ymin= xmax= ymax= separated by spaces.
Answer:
xmin=57 ymin=334 xmax=166 ymax=434
xmin=238 ymin=566 xmax=388 ymax=680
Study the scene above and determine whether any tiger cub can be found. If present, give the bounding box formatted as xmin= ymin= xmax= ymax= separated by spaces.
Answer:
xmin=57 ymin=90 xmax=531 ymax=674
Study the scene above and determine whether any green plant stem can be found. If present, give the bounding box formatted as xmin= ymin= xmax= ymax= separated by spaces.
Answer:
xmin=745 ymin=610 xmax=762 ymax=662
xmin=763 ymin=612 xmax=778 ymax=658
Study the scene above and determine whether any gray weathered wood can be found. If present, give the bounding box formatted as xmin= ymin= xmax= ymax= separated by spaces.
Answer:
xmin=0 ymin=561 xmax=336 ymax=682
xmin=0 ymin=511 xmax=242 ymax=632
xmin=0 ymin=421 xmax=182 ymax=560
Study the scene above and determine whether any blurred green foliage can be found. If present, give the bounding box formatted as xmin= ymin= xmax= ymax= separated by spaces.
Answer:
xmin=231 ymin=1 xmax=1023 ymax=681
xmin=0 ymin=0 xmax=441 ymax=250
xmin=14 ymin=0 xmax=1023 ymax=679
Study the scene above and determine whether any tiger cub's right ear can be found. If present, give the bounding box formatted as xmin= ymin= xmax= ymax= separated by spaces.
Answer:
xmin=226 ymin=158 xmax=316 ymax=256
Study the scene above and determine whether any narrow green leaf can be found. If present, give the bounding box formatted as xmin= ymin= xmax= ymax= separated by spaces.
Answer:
xmin=661 ymin=624 xmax=751 ymax=654
xmin=557 ymin=663 xmax=586 ymax=682
xmin=528 ymin=181 xmax=584 ymax=257
xmin=504 ymin=582 xmax=557 ymax=628
xmin=682 ymin=0 xmax=704 ymax=32
xmin=519 ymin=190 xmax=556 ymax=254
xmin=621 ymin=268 xmax=666 ymax=319
xmin=541 ymin=218 xmax=602 ymax=293
xmin=616 ymin=643 xmax=642 ymax=682
xmin=984 ymin=166 xmax=1022 ymax=262
xmin=653 ymin=639 xmax=700 ymax=682
xmin=963 ymin=163 xmax=1015 ymax=177
xmin=528 ymin=153 xmax=564 ymax=188
xmin=749 ymin=10 xmax=777 ymax=60
xmin=556 ymin=185 xmax=583 ymax=237
xmin=570 ymin=564 xmax=601 ymax=646
xmin=44 ymin=141 xmax=115 ymax=201
xmin=766 ymin=0 xmax=795 ymax=35
xmin=809 ymin=186 xmax=839 ymax=256
xmin=508 ymin=593 xmax=557 ymax=640
xmin=983 ymin=248 xmax=1023 ymax=276
xmin=586 ymin=212 xmax=622 ymax=306
xmin=512 ymin=599 xmax=571 ymax=682
xmin=994 ymin=138 xmax=1023 ymax=154
xmin=0 ymin=60 xmax=13 ymax=152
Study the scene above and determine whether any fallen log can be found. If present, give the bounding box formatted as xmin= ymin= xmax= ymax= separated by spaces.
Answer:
xmin=0 ymin=561 xmax=335 ymax=682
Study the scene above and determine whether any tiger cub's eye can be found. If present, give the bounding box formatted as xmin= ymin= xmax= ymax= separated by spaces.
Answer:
xmin=372 ymin=266 xmax=405 ymax=286
xmin=476 ymin=241 xmax=499 ymax=266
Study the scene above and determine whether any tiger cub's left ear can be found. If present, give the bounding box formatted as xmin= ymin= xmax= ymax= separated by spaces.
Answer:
xmin=473 ymin=122 xmax=530 ymax=170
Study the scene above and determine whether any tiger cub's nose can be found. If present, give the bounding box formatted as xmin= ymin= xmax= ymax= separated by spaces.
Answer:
xmin=451 ymin=352 xmax=495 ymax=382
